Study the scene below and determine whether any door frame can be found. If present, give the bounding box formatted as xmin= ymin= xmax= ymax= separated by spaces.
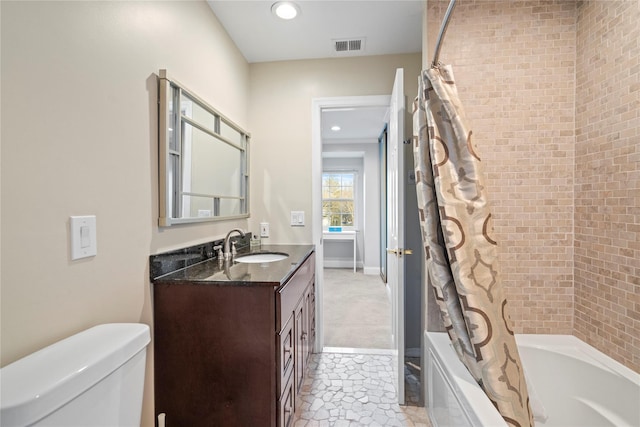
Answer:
xmin=378 ymin=124 xmax=389 ymax=284
xmin=311 ymin=95 xmax=391 ymax=353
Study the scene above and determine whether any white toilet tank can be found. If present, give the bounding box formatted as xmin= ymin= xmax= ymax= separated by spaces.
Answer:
xmin=0 ymin=323 xmax=150 ymax=427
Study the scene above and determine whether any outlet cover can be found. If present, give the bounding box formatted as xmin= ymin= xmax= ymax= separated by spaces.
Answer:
xmin=260 ymin=222 xmax=270 ymax=238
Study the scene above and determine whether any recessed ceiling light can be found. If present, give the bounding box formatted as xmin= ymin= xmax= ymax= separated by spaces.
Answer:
xmin=271 ymin=1 xmax=300 ymax=20
xmin=331 ymin=125 xmax=341 ymax=132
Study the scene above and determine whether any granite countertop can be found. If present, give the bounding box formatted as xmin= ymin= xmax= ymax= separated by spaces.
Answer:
xmin=152 ymin=244 xmax=315 ymax=287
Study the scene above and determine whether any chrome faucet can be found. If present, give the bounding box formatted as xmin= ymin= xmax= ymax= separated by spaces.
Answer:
xmin=223 ymin=229 xmax=245 ymax=259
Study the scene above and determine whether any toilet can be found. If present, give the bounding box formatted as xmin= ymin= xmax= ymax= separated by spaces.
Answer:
xmin=0 ymin=323 xmax=150 ymax=426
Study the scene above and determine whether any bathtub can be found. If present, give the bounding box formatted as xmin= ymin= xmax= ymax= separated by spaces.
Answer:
xmin=425 ymin=331 xmax=640 ymax=427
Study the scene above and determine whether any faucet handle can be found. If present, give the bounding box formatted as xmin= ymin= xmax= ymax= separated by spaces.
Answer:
xmin=214 ymin=245 xmax=223 ymax=259
xmin=231 ymin=241 xmax=237 ymax=256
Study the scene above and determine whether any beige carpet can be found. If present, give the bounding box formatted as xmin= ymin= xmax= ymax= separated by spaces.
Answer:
xmin=322 ymin=268 xmax=392 ymax=349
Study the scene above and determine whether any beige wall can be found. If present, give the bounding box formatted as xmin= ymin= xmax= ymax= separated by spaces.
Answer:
xmin=247 ymin=54 xmax=421 ymax=244
xmin=1 ymin=2 xmax=249 ymax=425
xmin=428 ymin=0 xmax=576 ymax=335
xmin=574 ymin=0 xmax=640 ymax=372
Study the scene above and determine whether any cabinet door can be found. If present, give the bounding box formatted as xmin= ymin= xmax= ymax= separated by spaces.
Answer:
xmin=278 ymin=369 xmax=295 ymax=427
xmin=305 ymin=282 xmax=315 ymax=363
xmin=294 ymin=297 xmax=306 ymax=395
xmin=278 ymin=314 xmax=295 ymax=398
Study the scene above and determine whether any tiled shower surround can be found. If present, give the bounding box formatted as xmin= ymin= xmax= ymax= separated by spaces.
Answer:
xmin=574 ymin=0 xmax=639 ymax=372
xmin=428 ymin=0 xmax=639 ymax=372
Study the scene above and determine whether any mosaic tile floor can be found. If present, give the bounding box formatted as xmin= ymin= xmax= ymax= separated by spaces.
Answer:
xmin=293 ymin=352 xmax=431 ymax=427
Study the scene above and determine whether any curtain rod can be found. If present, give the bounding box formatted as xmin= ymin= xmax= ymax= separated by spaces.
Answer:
xmin=431 ymin=0 xmax=457 ymax=67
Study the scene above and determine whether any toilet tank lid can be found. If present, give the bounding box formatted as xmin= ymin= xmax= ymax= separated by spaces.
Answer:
xmin=0 ymin=323 xmax=150 ymax=425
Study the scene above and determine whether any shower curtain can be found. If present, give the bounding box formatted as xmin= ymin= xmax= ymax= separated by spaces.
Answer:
xmin=413 ymin=65 xmax=533 ymax=427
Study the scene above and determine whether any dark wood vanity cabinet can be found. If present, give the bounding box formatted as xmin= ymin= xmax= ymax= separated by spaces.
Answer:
xmin=294 ymin=282 xmax=315 ymax=395
xmin=153 ymin=251 xmax=315 ymax=427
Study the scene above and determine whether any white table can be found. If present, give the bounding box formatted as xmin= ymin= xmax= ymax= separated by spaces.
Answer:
xmin=323 ymin=230 xmax=357 ymax=272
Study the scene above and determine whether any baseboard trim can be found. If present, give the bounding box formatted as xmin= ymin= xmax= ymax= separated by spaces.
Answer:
xmin=362 ymin=267 xmax=380 ymax=275
xmin=323 ymin=259 xmax=362 ymax=269
xmin=323 ymin=346 xmax=394 ymax=355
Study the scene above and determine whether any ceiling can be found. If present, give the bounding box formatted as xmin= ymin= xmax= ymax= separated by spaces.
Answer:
xmin=207 ymin=1 xmax=424 ymax=144
xmin=321 ymin=106 xmax=389 ymax=142
xmin=207 ymin=1 xmax=424 ymax=64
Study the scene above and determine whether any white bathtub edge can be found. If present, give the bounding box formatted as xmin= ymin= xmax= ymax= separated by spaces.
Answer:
xmin=515 ymin=334 xmax=640 ymax=382
xmin=425 ymin=331 xmax=507 ymax=427
xmin=426 ymin=331 xmax=640 ymax=427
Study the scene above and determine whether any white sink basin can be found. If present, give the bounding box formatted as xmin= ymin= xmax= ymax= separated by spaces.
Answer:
xmin=234 ymin=252 xmax=289 ymax=263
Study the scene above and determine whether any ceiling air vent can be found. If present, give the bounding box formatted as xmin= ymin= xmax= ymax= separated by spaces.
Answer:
xmin=333 ymin=38 xmax=366 ymax=55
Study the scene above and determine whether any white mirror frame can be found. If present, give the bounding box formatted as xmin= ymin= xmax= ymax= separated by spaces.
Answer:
xmin=158 ymin=70 xmax=250 ymax=226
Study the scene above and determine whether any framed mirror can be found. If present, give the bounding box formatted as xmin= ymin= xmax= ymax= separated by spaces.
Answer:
xmin=158 ymin=70 xmax=250 ymax=226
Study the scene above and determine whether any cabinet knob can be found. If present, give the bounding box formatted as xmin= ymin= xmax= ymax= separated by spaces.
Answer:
xmin=301 ymin=332 xmax=308 ymax=340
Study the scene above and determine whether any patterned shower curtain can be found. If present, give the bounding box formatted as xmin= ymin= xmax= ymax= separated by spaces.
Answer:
xmin=413 ymin=65 xmax=533 ymax=427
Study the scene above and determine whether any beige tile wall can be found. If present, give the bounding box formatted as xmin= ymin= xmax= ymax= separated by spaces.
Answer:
xmin=428 ymin=0 xmax=577 ymax=334
xmin=427 ymin=0 xmax=640 ymax=372
xmin=574 ymin=0 xmax=640 ymax=372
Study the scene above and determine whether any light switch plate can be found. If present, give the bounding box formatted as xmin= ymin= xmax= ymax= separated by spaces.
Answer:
xmin=291 ymin=211 xmax=305 ymax=226
xmin=70 ymin=215 xmax=97 ymax=260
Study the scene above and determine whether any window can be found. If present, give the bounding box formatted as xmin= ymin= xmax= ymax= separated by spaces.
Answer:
xmin=322 ymin=172 xmax=356 ymax=228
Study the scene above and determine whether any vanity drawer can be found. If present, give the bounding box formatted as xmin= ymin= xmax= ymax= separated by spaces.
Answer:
xmin=276 ymin=254 xmax=315 ymax=331
xmin=277 ymin=313 xmax=294 ymax=397
xmin=278 ymin=369 xmax=295 ymax=427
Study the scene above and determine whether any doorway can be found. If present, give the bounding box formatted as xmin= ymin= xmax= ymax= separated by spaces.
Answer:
xmin=320 ymin=140 xmax=392 ymax=350
xmin=322 ymin=105 xmax=391 ymax=351
xmin=311 ymin=70 xmax=422 ymax=406
xmin=311 ymin=95 xmax=392 ymax=355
